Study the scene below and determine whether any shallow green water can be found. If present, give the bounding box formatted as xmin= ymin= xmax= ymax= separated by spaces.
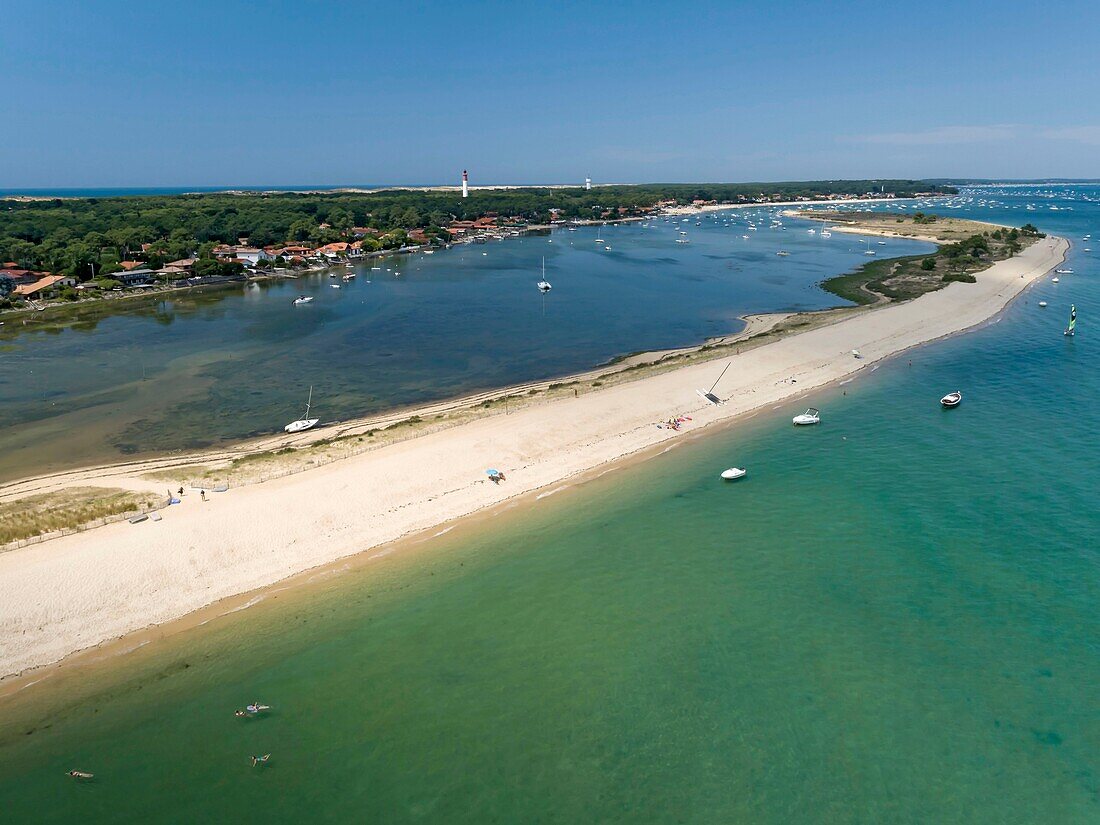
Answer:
xmin=0 ymin=187 xmax=1096 ymax=822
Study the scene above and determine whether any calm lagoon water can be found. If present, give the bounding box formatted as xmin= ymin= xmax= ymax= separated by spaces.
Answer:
xmin=0 ymin=212 xmax=930 ymax=480
xmin=0 ymin=188 xmax=1096 ymax=822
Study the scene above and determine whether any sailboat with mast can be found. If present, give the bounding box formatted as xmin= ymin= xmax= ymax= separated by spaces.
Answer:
xmin=1064 ymin=304 xmax=1076 ymax=337
xmin=285 ymin=386 xmax=320 ymax=433
xmin=537 ymin=257 xmax=552 ymax=293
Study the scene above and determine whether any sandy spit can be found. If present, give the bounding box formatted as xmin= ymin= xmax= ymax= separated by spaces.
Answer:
xmin=0 ymin=236 xmax=1066 ymax=681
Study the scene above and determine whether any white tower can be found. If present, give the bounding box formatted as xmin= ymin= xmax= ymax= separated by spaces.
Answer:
xmin=462 ymin=170 xmax=469 ymax=198
xmin=585 ymin=177 xmax=592 ymax=190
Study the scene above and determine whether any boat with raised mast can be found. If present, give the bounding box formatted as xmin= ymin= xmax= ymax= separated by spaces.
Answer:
xmin=285 ymin=386 xmax=320 ymax=433
xmin=537 ymin=257 xmax=552 ymax=293
xmin=1064 ymin=304 xmax=1076 ymax=337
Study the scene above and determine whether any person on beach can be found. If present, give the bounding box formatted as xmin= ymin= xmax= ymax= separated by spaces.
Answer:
xmin=178 ymin=487 xmax=184 ymax=497
xmin=200 ymin=490 xmax=206 ymax=502
xmin=251 ymin=754 xmax=271 ymax=767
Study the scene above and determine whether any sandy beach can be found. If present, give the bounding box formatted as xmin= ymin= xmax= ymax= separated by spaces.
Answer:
xmin=0 ymin=234 xmax=1066 ymax=682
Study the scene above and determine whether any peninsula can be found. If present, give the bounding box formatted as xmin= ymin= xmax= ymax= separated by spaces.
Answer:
xmin=0 ymin=215 xmax=1065 ymax=684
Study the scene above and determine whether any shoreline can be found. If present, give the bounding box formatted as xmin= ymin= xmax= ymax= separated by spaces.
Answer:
xmin=0 ymin=233 xmax=1066 ymax=687
xmin=0 ymin=196 xmax=928 ymax=327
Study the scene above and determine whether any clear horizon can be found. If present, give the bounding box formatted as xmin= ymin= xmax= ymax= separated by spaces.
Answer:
xmin=4 ymin=0 xmax=1100 ymax=187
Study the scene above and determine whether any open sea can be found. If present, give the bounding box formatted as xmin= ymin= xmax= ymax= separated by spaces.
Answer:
xmin=0 ymin=186 xmax=1096 ymax=822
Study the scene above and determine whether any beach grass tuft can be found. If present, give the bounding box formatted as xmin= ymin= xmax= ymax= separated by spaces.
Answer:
xmin=0 ymin=487 xmax=162 ymax=547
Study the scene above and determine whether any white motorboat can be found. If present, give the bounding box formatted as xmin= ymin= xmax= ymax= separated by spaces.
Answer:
xmin=330 ymin=284 xmax=341 ymax=289
xmin=285 ymin=386 xmax=320 ymax=433
xmin=293 ymin=295 xmax=313 ymax=305
xmin=776 ymin=251 xmax=790 ymax=256
xmin=342 ymin=273 xmax=355 ymax=281
xmin=721 ymin=467 xmax=747 ymax=481
xmin=1039 ymin=301 xmax=1048 ymax=307
xmin=1055 ymin=269 xmax=1073 ymax=274
xmin=792 ymin=407 xmax=820 ymax=426
xmin=940 ymin=391 xmax=962 ymax=408
xmin=1052 ymin=277 xmax=1060 ymax=283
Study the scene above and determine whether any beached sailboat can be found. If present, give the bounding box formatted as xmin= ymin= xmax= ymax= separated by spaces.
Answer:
xmin=1064 ymin=304 xmax=1076 ymax=336
xmin=285 ymin=386 xmax=320 ymax=433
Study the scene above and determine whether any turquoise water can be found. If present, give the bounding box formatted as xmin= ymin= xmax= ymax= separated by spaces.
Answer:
xmin=0 ymin=213 xmax=931 ymax=481
xmin=0 ymin=187 xmax=1096 ymax=821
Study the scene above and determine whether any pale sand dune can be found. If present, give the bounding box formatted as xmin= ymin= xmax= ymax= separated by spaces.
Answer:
xmin=0 ymin=236 xmax=1066 ymax=680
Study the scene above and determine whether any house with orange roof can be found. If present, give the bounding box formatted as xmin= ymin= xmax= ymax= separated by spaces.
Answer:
xmin=14 ymin=274 xmax=74 ymax=298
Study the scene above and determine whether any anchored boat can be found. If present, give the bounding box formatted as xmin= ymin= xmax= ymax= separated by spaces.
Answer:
xmin=793 ymin=408 xmax=820 ymax=426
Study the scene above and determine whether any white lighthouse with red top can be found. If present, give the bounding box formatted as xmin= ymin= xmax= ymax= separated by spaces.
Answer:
xmin=462 ymin=170 xmax=469 ymax=198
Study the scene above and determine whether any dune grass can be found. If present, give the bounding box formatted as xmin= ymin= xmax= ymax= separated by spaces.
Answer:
xmin=0 ymin=487 xmax=161 ymax=547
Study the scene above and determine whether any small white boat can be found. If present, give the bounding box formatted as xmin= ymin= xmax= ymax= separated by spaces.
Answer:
xmin=293 ymin=295 xmax=313 ymax=305
xmin=720 ymin=467 xmax=747 ymax=481
xmin=342 ymin=273 xmax=355 ymax=281
xmin=851 ymin=349 xmax=863 ymax=359
xmin=940 ymin=391 xmax=962 ymax=408
xmin=877 ymin=241 xmax=887 ymax=245
xmin=1039 ymin=301 xmax=1048 ymax=307
xmin=285 ymin=386 xmax=320 ymax=433
xmin=537 ymin=258 xmax=551 ymax=292
xmin=776 ymin=251 xmax=790 ymax=256
xmin=1055 ymin=269 xmax=1073 ymax=274
xmin=792 ymin=408 xmax=820 ymax=426
xmin=820 ymin=230 xmax=832 ymax=238
xmin=330 ymin=284 xmax=341 ymax=289
xmin=1052 ymin=277 xmax=1060 ymax=283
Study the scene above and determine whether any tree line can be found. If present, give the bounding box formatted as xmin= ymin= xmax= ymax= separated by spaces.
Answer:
xmin=0 ymin=180 xmax=954 ymax=279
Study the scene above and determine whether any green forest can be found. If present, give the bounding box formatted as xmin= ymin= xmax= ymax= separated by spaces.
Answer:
xmin=0 ymin=180 xmax=953 ymax=278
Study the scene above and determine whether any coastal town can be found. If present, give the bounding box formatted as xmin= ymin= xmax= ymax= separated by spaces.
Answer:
xmin=0 ymin=184 xmax=927 ymax=314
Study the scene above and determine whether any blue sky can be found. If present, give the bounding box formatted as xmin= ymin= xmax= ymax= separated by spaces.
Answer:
xmin=3 ymin=0 xmax=1099 ymax=187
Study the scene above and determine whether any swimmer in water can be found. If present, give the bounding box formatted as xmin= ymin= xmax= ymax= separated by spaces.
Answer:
xmin=251 ymin=754 xmax=271 ymax=767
